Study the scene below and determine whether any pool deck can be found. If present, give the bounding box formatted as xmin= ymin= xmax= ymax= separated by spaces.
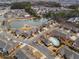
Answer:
xmin=20 ymin=27 xmax=32 ymax=31
xmin=8 ymin=17 xmax=36 ymax=23
xmin=16 ymin=17 xmax=36 ymax=20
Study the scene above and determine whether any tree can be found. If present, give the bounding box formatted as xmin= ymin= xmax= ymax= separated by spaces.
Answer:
xmin=46 ymin=2 xmax=61 ymax=7
xmin=64 ymin=9 xmax=79 ymax=19
xmin=67 ymin=4 xmax=79 ymax=9
xmin=25 ymin=7 xmax=41 ymax=18
xmin=43 ymin=12 xmax=53 ymax=18
xmin=32 ymin=1 xmax=61 ymax=7
xmin=11 ymin=2 xmax=40 ymax=17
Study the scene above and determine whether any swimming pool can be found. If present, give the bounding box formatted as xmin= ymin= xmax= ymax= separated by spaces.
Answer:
xmin=10 ymin=18 xmax=48 ymax=29
xmin=0 ymin=15 xmax=5 ymax=21
xmin=49 ymin=37 xmax=60 ymax=47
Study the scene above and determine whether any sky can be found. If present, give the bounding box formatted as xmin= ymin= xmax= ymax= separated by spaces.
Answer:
xmin=0 ymin=0 xmax=79 ymax=4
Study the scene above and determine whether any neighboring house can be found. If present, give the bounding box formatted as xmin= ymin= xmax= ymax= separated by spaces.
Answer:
xmin=59 ymin=46 xmax=79 ymax=59
xmin=67 ymin=17 xmax=79 ymax=23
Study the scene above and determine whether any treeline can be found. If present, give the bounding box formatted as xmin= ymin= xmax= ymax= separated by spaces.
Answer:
xmin=11 ymin=2 xmax=31 ymax=9
xmin=11 ymin=1 xmax=61 ymax=9
xmin=66 ymin=4 xmax=79 ymax=9
xmin=0 ymin=3 xmax=11 ymax=7
xmin=33 ymin=1 xmax=61 ymax=7
xmin=11 ymin=2 xmax=40 ymax=17
xmin=43 ymin=9 xmax=79 ymax=20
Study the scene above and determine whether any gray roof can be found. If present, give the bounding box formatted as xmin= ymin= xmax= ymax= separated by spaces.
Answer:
xmin=59 ymin=46 xmax=79 ymax=59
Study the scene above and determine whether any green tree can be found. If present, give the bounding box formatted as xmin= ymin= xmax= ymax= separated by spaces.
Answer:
xmin=43 ymin=12 xmax=53 ymax=18
xmin=67 ymin=4 xmax=79 ymax=9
